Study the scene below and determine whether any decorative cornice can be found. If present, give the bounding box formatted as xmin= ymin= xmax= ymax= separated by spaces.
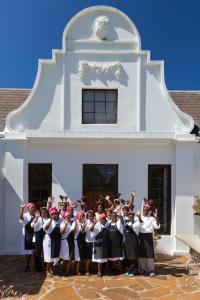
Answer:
xmin=78 ymin=61 xmax=121 ymax=80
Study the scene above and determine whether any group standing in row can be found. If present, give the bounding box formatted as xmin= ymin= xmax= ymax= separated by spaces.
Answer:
xmin=19 ymin=192 xmax=160 ymax=277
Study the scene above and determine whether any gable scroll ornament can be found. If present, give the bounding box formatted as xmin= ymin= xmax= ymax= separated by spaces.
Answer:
xmin=78 ymin=61 xmax=121 ymax=80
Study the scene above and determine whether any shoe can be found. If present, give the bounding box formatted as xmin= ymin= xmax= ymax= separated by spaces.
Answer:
xmin=128 ymin=273 xmax=135 ymax=277
xmin=123 ymin=272 xmax=129 ymax=276
xmin=23 ymin=266 xmax=30 ymax=273
xmin=149 ymin=272 xmax=155 ymax=277
xmin=85 ymin=272 xmax=90 ymax=276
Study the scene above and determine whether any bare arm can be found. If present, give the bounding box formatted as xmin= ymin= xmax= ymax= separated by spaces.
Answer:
xmin=19 ymin=204 xmax=25 ymax=221
xmin=128 ymin=191 xmax=135 ymax=210
xmin=60 ymin=221 xmax=68 ymax=234
xmin=43 ymin=218 xmax=52 ymax=231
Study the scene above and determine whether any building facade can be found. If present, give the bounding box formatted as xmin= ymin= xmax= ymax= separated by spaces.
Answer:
xmin=0 ymin=6 xmax=200 ymax=255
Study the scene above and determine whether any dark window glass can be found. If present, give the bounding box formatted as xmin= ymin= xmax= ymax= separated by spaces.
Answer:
xmin=29 ymin=164 xmax=52 ymax=208
xmin=82 ymin=89 xmax=117 ymax=124
xmin=83 ymin=164 xmax=118 ymax=209
xmin=148 ymin=165 xmax=171 ymax=235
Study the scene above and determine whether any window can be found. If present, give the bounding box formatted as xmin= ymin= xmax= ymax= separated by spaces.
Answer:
xmin=83 ymin=164 xmax=118 ymax=208
xmin=82 ymin=89 xmax=117 ymax=124
xmin=29 ymin=164 xmax=52 ymax=208
xmin=148 ymin=165 xmax=171 ymax=234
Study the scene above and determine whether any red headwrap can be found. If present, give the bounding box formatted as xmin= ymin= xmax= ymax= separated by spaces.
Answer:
xmin=26 ymin=203 xmax=35 ymax=211
xmin=76 ymin=211 xmax=85 ymax=220
xmin=99 ymin=213 xmax=106 ymax=222
xmin=49 ymin=207 xmax=58 ymax=216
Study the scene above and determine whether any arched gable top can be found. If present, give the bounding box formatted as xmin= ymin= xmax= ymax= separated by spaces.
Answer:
xmin=62 ymin=6 xmax=141 ymax=51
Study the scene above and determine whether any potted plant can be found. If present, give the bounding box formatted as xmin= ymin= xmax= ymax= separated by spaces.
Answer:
xmin=193 ymin=195 xmax=200 ymax=236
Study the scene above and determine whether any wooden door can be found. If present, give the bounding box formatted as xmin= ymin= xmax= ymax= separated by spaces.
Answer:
xmin=83 ymin=164 xmax=118 ymax=209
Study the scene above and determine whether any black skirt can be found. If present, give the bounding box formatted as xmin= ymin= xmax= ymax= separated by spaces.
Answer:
xmin=85 ymin=242 xmax=93 ymax=259
xmin=24 ymin=218 xmax=35 ymax=250
xmin=139 ymin=233 xmax=154 ymax=258
xmin=67 ymin=231 xmax=75 ymax=260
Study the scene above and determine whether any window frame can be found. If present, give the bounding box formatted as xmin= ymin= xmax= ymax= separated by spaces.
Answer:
xmin=82 ymin=89 xmax=118 ymax=124
xmin=28 ymin=163 xmax=52 ymax=207
xmin=148 ymin=164 xmax=171 ymax=235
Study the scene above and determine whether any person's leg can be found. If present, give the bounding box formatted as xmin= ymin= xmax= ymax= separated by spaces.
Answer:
xmin=86 ymin=259 xmax=91 ymax=274
xmin=46 ymin=262 xmax=53 ymax=276
xmin=24 ymin=254 xmax=31 ymax=272
xmin=146 ymin=258 xmax=155 ymax=276
xmin=75 ymin=261 xmax=80 ymax=274
xmin=97 ymin=263 xmax=103 ymax=276
xmin=138 ymin=257 xmax=147 ymax=274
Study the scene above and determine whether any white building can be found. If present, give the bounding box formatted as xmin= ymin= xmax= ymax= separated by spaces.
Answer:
xmin=0 ymin=5 xmax=200 ymax=255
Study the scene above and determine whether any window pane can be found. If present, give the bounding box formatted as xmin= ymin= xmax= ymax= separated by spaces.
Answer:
xmin=83 ymin=91 xmax=94 ymax=102
xmin=83 ymin=113 xmax=94 ymax=123
xmin=106 ymin=91 xmax=117 ymax=101
xmin=106 ymin=113 xmax=117 ymax=123
xmin=95 ymin=102 xmax=105 ymax=113
xmin=148 ymin=165 xmax=171 ymax=235
xmin=95 ymin=113 xmax=106 ymax=123
xmin=106 ymin=102 xmax=116 ymax=113
xmin=83 ymin=102 xmax=94 ymax=113
xmin=32 ymin=189 xmax=40 ymax=198
xmin=95 ymin=91 xmax=105 ymax=102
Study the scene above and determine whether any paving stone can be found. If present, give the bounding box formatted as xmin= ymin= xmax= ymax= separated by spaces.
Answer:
xmin=1 ymin=255 xmax=200 ymax=299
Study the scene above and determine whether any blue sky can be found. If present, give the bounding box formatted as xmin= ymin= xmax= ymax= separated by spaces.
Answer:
xmin=0 ymin=0 xmax=200 ymax=90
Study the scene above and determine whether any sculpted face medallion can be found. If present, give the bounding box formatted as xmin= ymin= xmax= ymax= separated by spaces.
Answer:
xmin=93 ymin=15 xmax=110 ymax=40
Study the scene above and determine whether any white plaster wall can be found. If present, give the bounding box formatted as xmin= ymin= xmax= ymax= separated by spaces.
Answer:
xmin=173 ymin=142 xmax=196 ymax=254
xmin=3 ymin=142 xmax=25 ymax=253
xmin=1 ymin=140 xmax=177 ymax=253
xmin=65 ymin=53 xmax=139 ymax=131
xmin=65 ymin=8 xmax=138 ymax=42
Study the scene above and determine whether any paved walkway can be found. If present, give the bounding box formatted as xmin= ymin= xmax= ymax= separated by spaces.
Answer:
xmin=1 ymin=255 xmax=200 ymax=299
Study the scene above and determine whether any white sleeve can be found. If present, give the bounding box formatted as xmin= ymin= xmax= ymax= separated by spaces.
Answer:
xmin=23 ymin=213 xmax=31 ymax=226
xmin=116 ymin=219 xmax=124 ymax=235
xmin=93 ymin=223 xmax=101 ymax=237
xmin=152 ymin=217 xmax=160 ymax=230
xmin=132 ymin=221 xmax=140 ymax=236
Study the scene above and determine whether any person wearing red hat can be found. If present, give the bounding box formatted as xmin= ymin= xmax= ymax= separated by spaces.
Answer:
xmin=19 ymin=202 xmax=36 ymax=272
xmin=43 ymin=207 xmax=61 ymax=276
xmin=107 ymin=212 xmax=124 ymax=275
xmin=71 ymin=211 xmax=87 ymax=275
xmin=138 ymin=206 xmax=160 ymax=277
xmin=31 ymin=207 xmax=49 ymax=274
xmin=93 ymin=213 xmax=109 ymax=277
xmin=59 ymin=211 xmax=72 ymax=275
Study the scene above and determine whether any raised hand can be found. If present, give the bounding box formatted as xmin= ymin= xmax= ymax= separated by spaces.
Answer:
xmin=20 ymin=202 xmax=26 ymax=208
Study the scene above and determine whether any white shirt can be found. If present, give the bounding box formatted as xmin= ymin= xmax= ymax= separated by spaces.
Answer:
xmin=139 ymin=216 xmax=160 ymax=233
xmin=125 ymin=220 xmax=140 ymax=236
xmin=31 ymin=217 xmax=48 ymax=232
xmin=60 ymin=221 xmax=72 ymax=239
xmin=85 ymin=220 xmax=94 ymax=243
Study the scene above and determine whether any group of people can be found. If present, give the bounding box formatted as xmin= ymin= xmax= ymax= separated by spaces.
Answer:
xmin=19 ymin=192 xmax=160 ymax=277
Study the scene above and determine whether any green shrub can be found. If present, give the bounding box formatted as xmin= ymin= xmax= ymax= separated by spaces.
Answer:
xmin=193 ymin=195 xmax=200 ymax=215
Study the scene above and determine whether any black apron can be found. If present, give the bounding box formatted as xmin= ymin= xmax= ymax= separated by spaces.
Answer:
xmin=34 ymin=219 xmax=46 ymax=256
xmin=123 ymin=222 xmax=139 ymax=260
xmin=67 ymin=230 xmax=75 ymax=260
xmin=77 ymin=231 xmax=86 ymax=261
xmin=139 ymin=232 xmax=154 ymax=258
xmin=107 ymin=223 xmax=123 ymax=259
xmin=50 ymin=222 xmax=61 ymax=258
xmin=94 ymin=226 xmax=109 ymax=260
xmin=24 ymin=216 xmax=35 ymax=250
